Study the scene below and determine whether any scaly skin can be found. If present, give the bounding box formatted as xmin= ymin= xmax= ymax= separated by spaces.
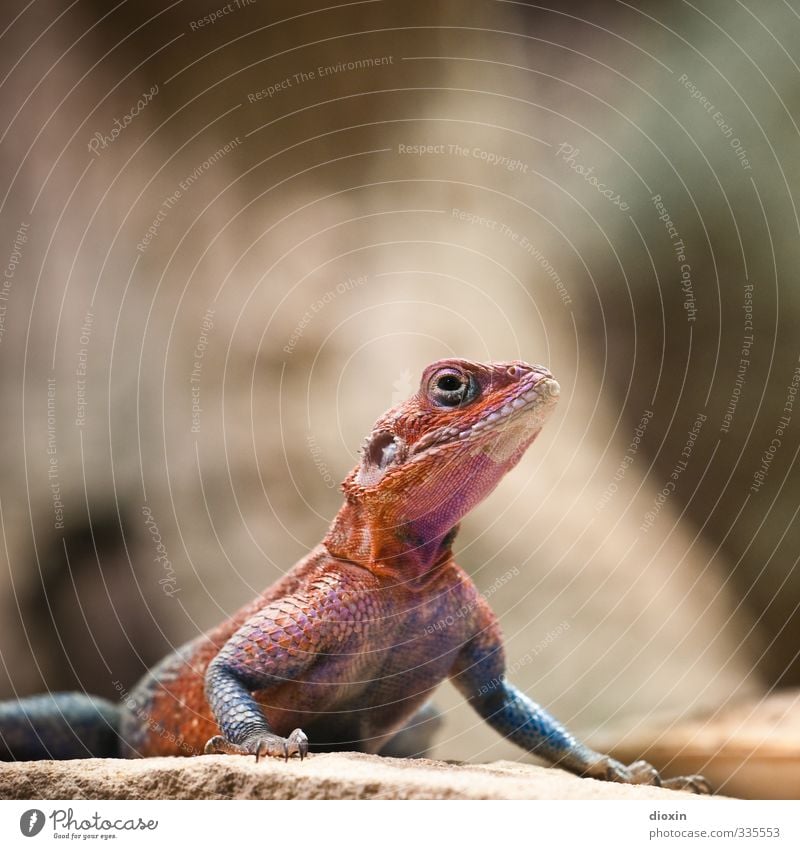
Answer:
xmin=2 ymin=359 xmax=710 ymax=793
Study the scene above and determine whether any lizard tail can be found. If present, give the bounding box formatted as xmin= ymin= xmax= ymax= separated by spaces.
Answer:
xmin=0 ymin=692 xmax=121 ymax=760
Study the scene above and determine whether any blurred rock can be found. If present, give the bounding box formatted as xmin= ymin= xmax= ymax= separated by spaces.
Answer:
xmin=4 ymin=0 xmax=794 ymax=767
xmin=596 ymin=689 xmax=800 ymax=800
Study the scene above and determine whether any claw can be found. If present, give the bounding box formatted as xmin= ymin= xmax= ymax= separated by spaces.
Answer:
xmin=626 ymin=759 xmax=661 ymax=786
xmin=286 ymin=728 xmax=308 ymax=762
xmin=207 ymin=729 xmax=309 ymax=763
xmin=585 ymin=755 xmax=711 ymax=795
xmin=662 ymin=774 xmax=713 ymax=795
xmin=204 ymin=735 xmax=249 ymax=756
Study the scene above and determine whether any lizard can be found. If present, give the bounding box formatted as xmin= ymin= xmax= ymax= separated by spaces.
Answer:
xmin=0 ymin=358 xmax=710 ymax=793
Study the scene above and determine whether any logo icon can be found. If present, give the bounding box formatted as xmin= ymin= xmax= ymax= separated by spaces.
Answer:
xmin=19 ymin=809 xmax=45 ymax=837
xmin=391 ymin=368 xmax=413 ymax=406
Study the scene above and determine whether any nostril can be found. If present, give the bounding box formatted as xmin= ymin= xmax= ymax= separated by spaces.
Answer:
xmin=545 ymin=378 xmax=561 ymax=397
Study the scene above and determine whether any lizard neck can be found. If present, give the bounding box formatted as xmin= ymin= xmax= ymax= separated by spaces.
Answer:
xmin=323 ymin=498 xmax=459 ymax=585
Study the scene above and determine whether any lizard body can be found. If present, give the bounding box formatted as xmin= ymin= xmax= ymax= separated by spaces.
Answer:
xmin=0 ymin=359 xmax=709 ymax=793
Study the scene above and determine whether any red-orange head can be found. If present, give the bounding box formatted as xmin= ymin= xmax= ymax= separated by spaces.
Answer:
xmin=326 ymin=359 xmax=560 ymax=573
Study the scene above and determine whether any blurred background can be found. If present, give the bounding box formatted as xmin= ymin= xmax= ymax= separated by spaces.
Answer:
xmin=1 ymin=0 xmax=799 ymax=795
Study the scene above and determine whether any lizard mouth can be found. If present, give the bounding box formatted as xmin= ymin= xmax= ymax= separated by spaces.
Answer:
xmin=408 ymin=375 xmax=560 ymax=458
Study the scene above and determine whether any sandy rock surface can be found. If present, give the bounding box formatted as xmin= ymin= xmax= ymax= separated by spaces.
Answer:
xmin=0 ymin=752 xmax=724 ymax=800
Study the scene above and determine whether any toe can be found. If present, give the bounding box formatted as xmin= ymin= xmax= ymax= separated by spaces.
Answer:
xmin=204 ymin=736 xmax=224 ymax=755
xmin=286 ymin=728 xmax=309 ymax=760
xmin=661 ymin=774 xmax=713 ymax=795
xmin=626 ymin=760 xmax=661 ymax=786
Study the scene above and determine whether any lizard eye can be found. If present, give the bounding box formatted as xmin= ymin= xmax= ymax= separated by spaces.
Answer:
xmin=428 ymin=369 xmax=477 ymax=407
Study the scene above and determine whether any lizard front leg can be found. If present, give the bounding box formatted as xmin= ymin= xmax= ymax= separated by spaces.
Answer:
xmin=462 ymin=681 xmax=710 ymax=793
xmin=204 ymin=659 xmax=308 ymax=761
xmin=202 ymin=589 xmax=342 ymax=762
xmin=449 ymin=611 xmax=711 ymax=794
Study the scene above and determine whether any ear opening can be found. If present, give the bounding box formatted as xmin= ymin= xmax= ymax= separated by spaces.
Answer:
xmin=366 ymin=431 xmax=397 ymax=467
xmin=354 ymin=431 xmax=399 ymax=486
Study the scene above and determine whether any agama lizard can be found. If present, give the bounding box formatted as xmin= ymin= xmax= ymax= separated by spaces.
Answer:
xmin=0 ymin=359 xmax=710 ymax=793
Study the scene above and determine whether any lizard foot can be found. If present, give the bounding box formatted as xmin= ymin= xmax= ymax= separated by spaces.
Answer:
xmin=204 ymin=728 xmax=309 ymax=762
xmin=583 ymin=756 xmax=712 ymax=795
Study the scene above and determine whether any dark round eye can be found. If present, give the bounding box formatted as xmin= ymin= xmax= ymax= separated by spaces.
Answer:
xmin=437 ymin=374 xmax=463 ymax=392
xmin=428 ymin=369 xmax=476 ymax=407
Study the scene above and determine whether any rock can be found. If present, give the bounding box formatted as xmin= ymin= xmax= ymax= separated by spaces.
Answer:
xmin=0 ymin=753 xmax=721 ymax=800
xmin=595 ymin=689 xmax=800 ymax=800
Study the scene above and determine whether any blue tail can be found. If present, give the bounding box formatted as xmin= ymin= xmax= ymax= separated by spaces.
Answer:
xmin=0 ymin=693 xmax=120 ymax=760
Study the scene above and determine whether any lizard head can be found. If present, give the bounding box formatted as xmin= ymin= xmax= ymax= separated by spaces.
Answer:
xmin=336 ymin=359 xmax=559 ymax=561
